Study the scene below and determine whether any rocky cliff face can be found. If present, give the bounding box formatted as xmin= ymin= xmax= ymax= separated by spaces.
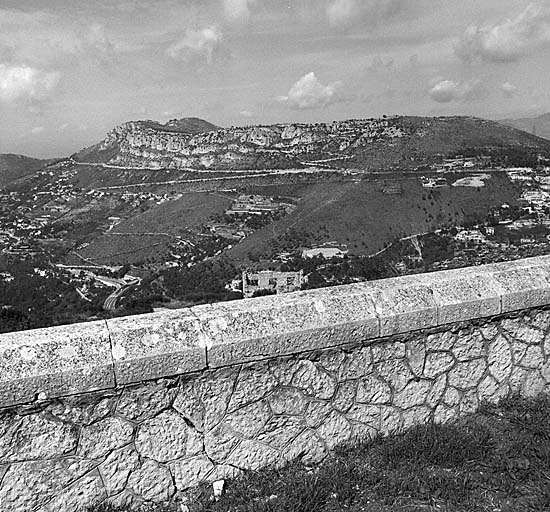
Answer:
xmin=73 ymin=115 xmax=550 ymax=171
xmin=73 ymin=117 xmax=406 ymax=170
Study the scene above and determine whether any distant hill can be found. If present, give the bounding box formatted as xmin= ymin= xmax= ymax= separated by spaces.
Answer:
xmin=0 ymin=154 xmax=46 ymax=188
xmin=73 ymin=115 xmax=550 ymax=171
xmin=499 ymin=113 xmax=550 ymax=141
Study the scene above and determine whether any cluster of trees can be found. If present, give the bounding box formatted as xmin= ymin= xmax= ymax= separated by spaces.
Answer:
xmin=0 ymin=257 xmax=106 ymax=333
xmin=161 ymin=258 xmax=241 ymax=304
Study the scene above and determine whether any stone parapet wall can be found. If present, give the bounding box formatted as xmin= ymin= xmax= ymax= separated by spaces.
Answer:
xmin=2 ymin=256 xmax=550 ymax=510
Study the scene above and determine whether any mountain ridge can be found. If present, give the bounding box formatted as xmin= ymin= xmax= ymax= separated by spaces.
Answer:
xmin=0 ymin=153 xmax=48 ymax=188
xmin=72 ymin=115 xmax=550 ymax=171
xmin=500 ymin=113 xmax=550 ymax=141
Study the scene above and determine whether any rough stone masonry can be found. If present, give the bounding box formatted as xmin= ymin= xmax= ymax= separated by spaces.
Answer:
xmin=1 ymin=256 xmax=550 ymax=511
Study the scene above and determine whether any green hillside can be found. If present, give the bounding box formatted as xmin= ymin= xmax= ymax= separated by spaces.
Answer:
xmin=225 ymin=173 xmax=520 ymax=261
xmin=0 ymin=154 xmax=46 ymax=188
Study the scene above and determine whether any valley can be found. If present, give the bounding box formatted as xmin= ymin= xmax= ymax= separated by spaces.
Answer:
xmin=2 ymin=115 xmax=550 ymax=333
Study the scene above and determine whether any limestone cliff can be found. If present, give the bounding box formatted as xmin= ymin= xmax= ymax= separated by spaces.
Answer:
xmin=73 ymin=115 xmax=550 ymax=171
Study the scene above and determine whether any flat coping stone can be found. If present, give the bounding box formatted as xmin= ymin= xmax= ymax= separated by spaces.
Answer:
xmin=0 ymin=320 xmax=114 ymax=407
xmin=106 ymin=310 xmax=207 ymax=386
xmin=192 ymin=286 xmax=379 ymax=367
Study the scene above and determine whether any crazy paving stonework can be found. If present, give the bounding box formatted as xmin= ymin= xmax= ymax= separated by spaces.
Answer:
xmin=1 ymin=310 xmax=550 ymax=511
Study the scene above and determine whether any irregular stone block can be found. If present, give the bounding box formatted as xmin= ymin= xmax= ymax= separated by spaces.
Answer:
xmin=170 ymin=456 xmax=214 ymax=490
xmin=338 ymin=347 xmax=373 ymax=380
xmin=426 ymin=374 xmax=447 ymax=408
xmin=0 ymin=321 xmax=114 ymax=407
xmin=268 ymin=387 xmax=308 ymax=416
xmin=426 ymin=330 xmax=456 ymax=351
xmin=518 ymin=346 xmax=545 ymax=369
xmin=193 ymin=286 xmax=379 ymax=367
xmin=228 ymin=364 xmax=277 ymax=412
xmin=173 ymin=380 xmax=205 ymax=431
xmin=443 ymin=387 xmax=461 ymax=407
xmin=477 ymin=375 xmax=505 ymax=403
xmin=356 ymin=375 xmax=391 ymax=404
xmin=49 ymin=395 xmax=116 ymax=426
xmin=402 ymin=405 xmax=431 ymax=429
xmin=99 ymin=446 xmax=140 ymax=496
xmin=0 ymin=458 xmax=96 ymax=512
xmin=304 ymin=400 xmax=333 ymax=428
xmin=0 ymin=415 xmax=77 ymax=463
xmin=332 ymin=381 xmax=357 ymax=413
xmin=204 ymin=424 xmax=240 ymax=463
xmin=452 ymin=330 xmax=486 ymax=361
xmin=316 ymin=411 xmax=352 ymax=449
xmin=126 ymin=459 xmax=175 ymax=502
xmin=283 ymin=429 xmax=326 ymax=464
xmin=78 ymin=417 xmax=134 ymax=460
xmin=347 ymin=404 xmax=380 ymax=430
xmin=448 ymin=359 xmax=486 ymax=390
xmin=371 ymin=341 xmax=406 ymax=361
xmin=291 ymin=360 xmax=336 ymax=399
xmin=515 ymin=324 xmax=545 ymax=346
xmin=223 ymin=401 xmax=272 ymax=438
xmin=406 ymin=339 xmax=426 ymax=377
xmin=393 ymin=379 xmax=432 ymax=409
xmin=116 ymin=380 xmax=177 ymax=422
xmin=423 ymin=352 xmax=455 ymax=379
xmin=433 ymin=403 xmax=458 ymax=424
xmin=106 ymin=310 xmax=206 ymax=386
xmin=522 ymin=371 xmax=546 ymax=398
xmin=39 ymin=470 xmax=106 ymax=512
xmin=374 ymin=358 xmax=413 ymax=392
xmin=488 ymin=335 xmax=513 ymax=383
xmin=225 ymin=439 xmax=280 ymax=470
xmin=135 ymin=411 xmax=202 ymax=462
xmin=257 ymin=415 xmax=306 ymax=450
xmin=379 ymin=406 xmax=403 ymax=435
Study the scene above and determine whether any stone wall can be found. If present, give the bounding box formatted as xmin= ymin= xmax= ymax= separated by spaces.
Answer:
xmin=2 ymin=256 xmax=550 ymax=511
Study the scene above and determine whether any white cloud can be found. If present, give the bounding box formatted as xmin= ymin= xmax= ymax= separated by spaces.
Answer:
xmin=31 ymin=126 xmax=44 ymax=134
xmin=502 ymin=82 xmax=518 ymax=98
xmin=326 ymin=0 xmax=404 ymax=28
xmin=223 ymin=0 xmax=256 ymax=23
xmin=429 ymin=80 xmax=461 ymax=103
xmin=455 ymin=4 xmax=550 ymax=63
xmin=240 ymin=110 xmax=254 ymax=118
xmin=428 ymin=79 xmax=487 ymax=103
xmin=166 ymin=26 xmax=223 ymax=64
xmin=278 ymin=72 xmax=342 ymax=109
xmin=0 ymin=64 xmax=59 ymax=103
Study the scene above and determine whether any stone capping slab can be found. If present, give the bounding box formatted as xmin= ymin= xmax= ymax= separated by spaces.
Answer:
xmin=106 ymin=309 xmax=207 ymax=386
xmin=1 ymin=255 xmax=550 ymax=407
xmin=0 ymin=320 xmax=115 ymax=408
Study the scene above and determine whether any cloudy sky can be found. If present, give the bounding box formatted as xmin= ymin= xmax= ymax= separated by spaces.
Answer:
xmin=1 ymin=0 xmax=550 ymax=158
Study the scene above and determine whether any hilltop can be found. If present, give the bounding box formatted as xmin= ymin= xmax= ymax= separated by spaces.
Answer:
xmin=72 ymin=115 xmax=550 ymax=171
xmin=500 ymin=113 xmax=550 ymax=141
xmin=0 ymin=154 xmax=47 ymax=187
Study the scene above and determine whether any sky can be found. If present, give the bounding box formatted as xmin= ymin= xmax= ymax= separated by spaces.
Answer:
xmin=1 ymin=0 xmax=550 ymax=158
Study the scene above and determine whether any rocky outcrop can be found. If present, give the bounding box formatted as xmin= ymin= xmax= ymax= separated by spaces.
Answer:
xmin=72 ymin=117 xmax=409 ymax=170
xmin=72 ymin=114 xmax=550 ymax=171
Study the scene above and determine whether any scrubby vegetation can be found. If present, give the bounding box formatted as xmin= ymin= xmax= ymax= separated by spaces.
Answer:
xmin=87 ymin=395 xmax=550 ymax=512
